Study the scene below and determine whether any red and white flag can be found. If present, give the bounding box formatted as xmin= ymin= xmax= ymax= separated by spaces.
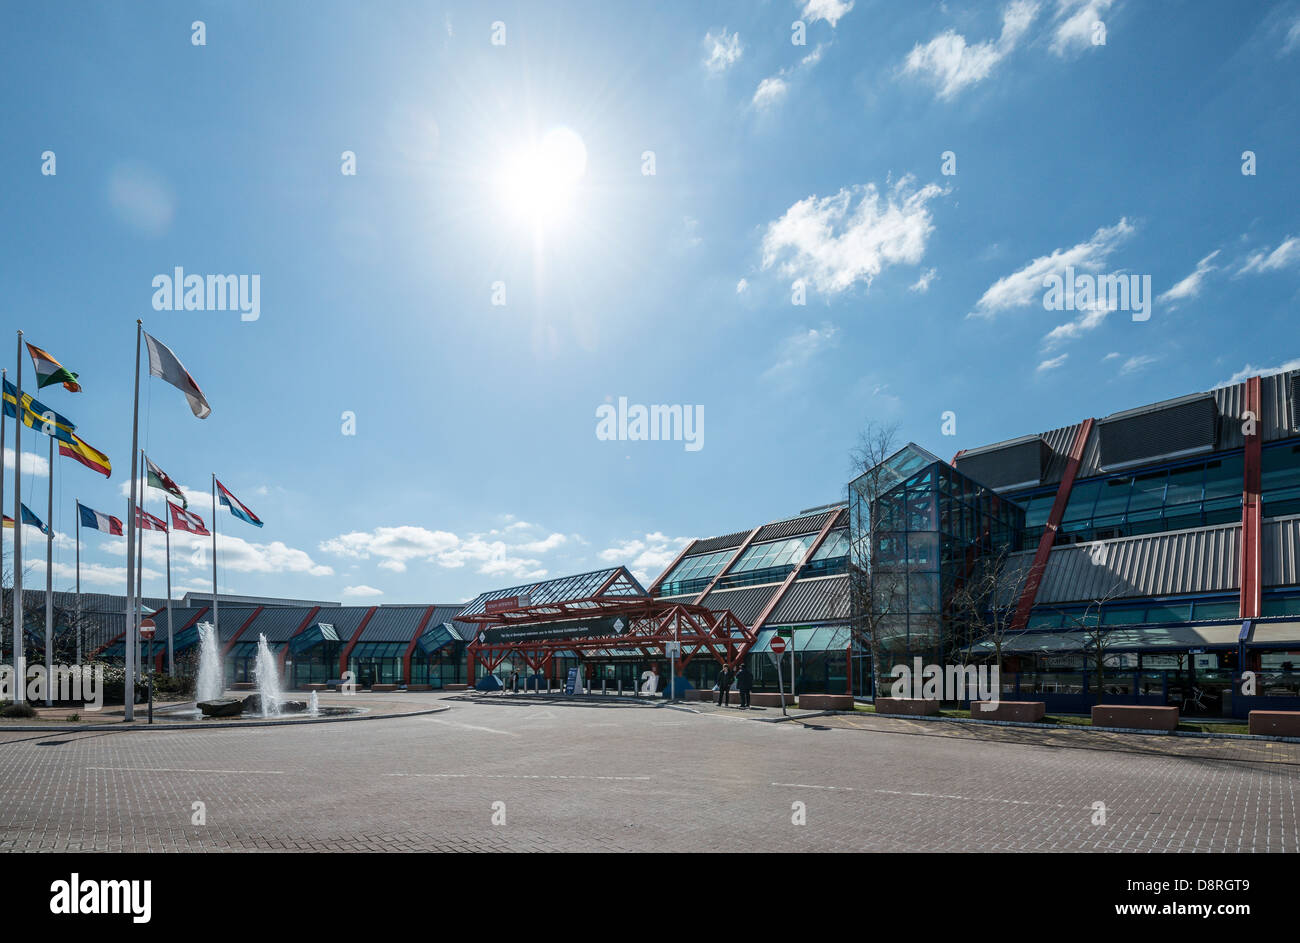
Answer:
xmin=168 ymin=501 xmax=210 ymax=536
xmin=135 ymin=507 xmax=168 ymax=532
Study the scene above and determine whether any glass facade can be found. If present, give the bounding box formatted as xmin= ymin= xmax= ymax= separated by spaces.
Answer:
xmin=658 ymin=548 xmax=735 ymax=597
xmin=1262 ymin=441 xmax=1300 ymax=518
xmin=850 ymin=446 xmax=1024 ymax=664
xmin=348 ymin=642 xmax=406 ymax=686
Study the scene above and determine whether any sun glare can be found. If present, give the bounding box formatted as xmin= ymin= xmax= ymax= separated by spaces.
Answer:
xmin=497 ymin=127 xmax=588 ymax=228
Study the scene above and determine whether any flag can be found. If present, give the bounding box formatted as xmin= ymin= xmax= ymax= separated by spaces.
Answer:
xmin=78 ymin=502 xmax=124 ymax=536
xmin=25 ymin=342 xmax=81 ymax=392
xmin=2 ymin=378 xmax=76 ymax=444
xmin=168 ymin=501 xmax=209 ymax=536
xmin=144 ymin=455 xmax=186 ymax=507
xmin=216 ymin=478 xmax=262 ymax=527
xmin=19 ymin=503 xmax=48 ymax=535
xmin=1 ymin=516 xmax=10 ymax=529
xmin=135 ymin=507 xmax=168 ymax=532
xmin=143 ymin=331 xmax=211 ymax=419
xmin=59 ymin=432 xmax=112 ymax=478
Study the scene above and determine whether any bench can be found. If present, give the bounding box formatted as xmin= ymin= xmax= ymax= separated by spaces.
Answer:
xmin=798 ymin=694 xmax=855 ymax=711
xmin=1091 ymin=705 xmax=1179 ymax=731
xmin=1247 ymin=710 xmax=1300 ymax=737
xmin=873 ymin=697 xmax=940 ymax=716
xmin=303 ymin=683 xmax=329 ymax=692
xmin=970 ymin=700 xmax=1046 ymax=722
xmin=370 ymin=683 xmax=398 ymax=692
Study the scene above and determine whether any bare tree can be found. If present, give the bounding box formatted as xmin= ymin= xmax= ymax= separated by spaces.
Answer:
xmin=842 ymin=421 xmax=912 ymax=700
xmin=1065 ymin=578 xmax=1128 ymax=706
xmin=949 ymin=546 xmax=1031 ymax=672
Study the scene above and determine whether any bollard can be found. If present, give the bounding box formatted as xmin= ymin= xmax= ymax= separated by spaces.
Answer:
xmin=618 ymin=679 xmax=623 ymax=697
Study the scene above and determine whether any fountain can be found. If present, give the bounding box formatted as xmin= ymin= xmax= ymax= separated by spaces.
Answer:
xmin=253 ymin=633 xmax=283 ymax=717
xmin=196 ymin=622 xmax=223 ymax=702
xmin=308 ymin=691 xmax=320 ymax=716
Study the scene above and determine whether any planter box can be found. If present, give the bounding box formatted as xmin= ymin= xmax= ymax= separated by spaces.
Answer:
xmin=748 ymin=692 xmax=795 ymax=707
xmin=873 ymin=697 xmax=940 ymax=716
xmin=406 ymin=684 xmax=434 ymax=692
xmin=686 ymin=689 xmax=713 ymax=702
xmin=230 ymin=682 xmax=256 ymax=691
xmin=370 ymin=683 xmax=398 ymax=692
xmin=303 ymin=683 xmax=328 ymax=692
xmin=798 ymin=694 xmax=855 ymax=711
xmin=970 ymin=700 xmax=1045 ymax=722
xmin=1248 ymin=711 xmax=1300 ymax=736
xmin=1091 ymin=705 xmax=1178 ymax=731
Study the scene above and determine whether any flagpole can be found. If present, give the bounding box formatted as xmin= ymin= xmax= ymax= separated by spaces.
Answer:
xmin=1 ymin=366 xmax=6 ymax=667
xmin=44 ymin=435 xmax=53 ymax=706
xmin=137 ymin=450 xmax=144 ymax=672
xmin=75 ymin=499 xmax=81 ymax=665
xmin=165 ymin=505 xmax=173 ymax=675
xmin=211 ymin=473 xmax=218 ymax=648
xmin=13 ymin=331 xmax=25 ymax=706
xmin=124 ymin=321 xmax=141 ymax=722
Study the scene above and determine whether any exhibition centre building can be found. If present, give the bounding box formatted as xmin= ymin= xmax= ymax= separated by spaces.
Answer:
xmin=33 ymin=369 xmax=1300 ymax=719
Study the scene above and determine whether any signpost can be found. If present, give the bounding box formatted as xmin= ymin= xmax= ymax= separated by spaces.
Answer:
xmin=771 ymin=635 xmax=788 ymax=716
xmin=139 ymin=619 xmax=156 ymax=724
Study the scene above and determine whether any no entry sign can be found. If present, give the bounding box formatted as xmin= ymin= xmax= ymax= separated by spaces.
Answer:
xmin=770 ymin=636 xmax=787 ymax=654
xmin=139 ymin=618 xmax=156 ymax=640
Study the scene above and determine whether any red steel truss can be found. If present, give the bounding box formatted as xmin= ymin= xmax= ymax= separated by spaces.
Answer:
xmin=464 ymin=597 xmax=755 ymax=680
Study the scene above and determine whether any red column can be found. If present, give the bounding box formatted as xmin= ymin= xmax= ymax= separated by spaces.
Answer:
xmin=1240 ymin=376 xmax=1264 ymax=619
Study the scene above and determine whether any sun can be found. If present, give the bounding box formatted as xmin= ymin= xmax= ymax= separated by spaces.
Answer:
xmin=497 ymin=127 xmax=588 ymax=228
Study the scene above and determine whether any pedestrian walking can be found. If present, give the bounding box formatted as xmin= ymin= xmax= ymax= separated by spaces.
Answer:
xmin=511 ymin=670 xmax=519 ymax=694
xmin=735 ymin=663 xmax=752 ymax=709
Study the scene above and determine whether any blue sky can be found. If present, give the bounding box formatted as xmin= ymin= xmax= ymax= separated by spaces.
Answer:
xmin=1 ymin=0 xmax=1298 ymax=604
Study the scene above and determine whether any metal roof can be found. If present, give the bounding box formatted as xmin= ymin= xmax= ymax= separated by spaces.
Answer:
xmin=1248 ymin=620 xmax=1300 ymax=647
xmin=458 ymin=567 xmax=647 ymax=618
xmin=688 ymin=530 xmax=751 ymax=555
xmin=215 ymin=607 xmax=261 ymax=642
xmin=241 ymin=606 xmax=316 ymax=643
xmin=357 ymin=605 xmax=431 ymax=642
xmin=753 ymin=508 xmax=838 ymax=543
xmin=701 ymin=584 xmax=781 ymax=626
xmin=767 ymin=575 xmax=850 ymax=624
xmin=974 ymin=623 xmax=1242 ymax=654
xmin=310 ymin=606 xmax=374 ymax=643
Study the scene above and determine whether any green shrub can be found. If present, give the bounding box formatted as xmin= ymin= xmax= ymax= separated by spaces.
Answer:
xmin=0 ymin=702 xmax=38 ymax=719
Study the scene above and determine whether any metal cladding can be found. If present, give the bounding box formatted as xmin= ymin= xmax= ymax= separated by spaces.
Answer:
xmin=357 ymin=605 xmax=431 ymax=642
xmin=688 ymin=529 xmax=751 ymax=555
xmin=768 ymin=575 xmax=850 ymax=624
xmin=700 ymin=584 xmax=782 ymax=626
xmin=953 ymin=435 xmax=1049 ymax=491
xmin=1263 ymin=515 xmax=1300 ymax=588
xmin=1097 ymin=394 xmax=1219 ymax=471
xmin=215 ymin=607 xmax=260 ymax=642
xmin=753 ymin=508 xmax=839 ymax=543
xmin=240 ymin=605 xmax=316 ymax=643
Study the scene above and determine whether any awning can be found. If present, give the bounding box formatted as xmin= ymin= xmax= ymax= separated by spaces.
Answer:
xmin=416 ymin=622 xmax=462 ymax=655
xmin=1247 ymin=620 xmax=1300 ymax=648
xmin=289 ymin=622 xmax=341 ymax=654
xmin=973 ymin=623 xmax=1243 ymax=655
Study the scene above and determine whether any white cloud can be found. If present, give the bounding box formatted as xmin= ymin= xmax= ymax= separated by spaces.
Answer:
xmin=1102 ymin=351 xmax=1121 ymax=361
xmin=105 ymin=530 xmax=334 ymax=578
xmin=761 ymin=176 xmax=946 ymax=294
xmin=752 ymin=76 xmax=789 ymax=109
xmin=2 ymin=448 xmax=49 ymax=477
xmin=763 ymin=323 xmax=840 ymax=381
xmin=342 ymin=584 xmax=383 ymax=598
xmin=801 ymin=0 xmax=854 ymax=27
xmin=1157 ymin=249 xmax=1219 ymax=307
xmin=1041 ymin=305 xmax=1110 ymax=350
xmin=1037 ymin=353 xmax=1068 ymax=373
xmin=106 ymin=161 xmax=174 ymax=236
xmin=1119 ymin=354 xmax=1157 ymax=375
xmin=1238 ymin=236 xmax=1300 ymax=275
xmin=320 ymin=522 xmax=563 ymax=582
xmin=909 ymin=267 xmax=937 ymax=293
xmin=736 ymin=278 xmax=749 ymax=293
xmin=902 ymin=0 xmax=1039 ymax=100
xmin=1220 ymin=359 xmax=1300 ymax=387
xmin=703 ymin=29 xmax=743 ymax=74
xmin=970 ymin=217 xmax=1135 ymax=318
xmin=1284 ymin=17 xmax=1300 ymax=54
xmin=1050 ymin=0 xmax=1115 ymax=56
xmin=598 ymin=532 xmax=692 ymax=584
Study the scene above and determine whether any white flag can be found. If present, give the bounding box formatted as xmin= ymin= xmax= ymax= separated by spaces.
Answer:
xmin=143 ymin=331 xmax=211 ymax=419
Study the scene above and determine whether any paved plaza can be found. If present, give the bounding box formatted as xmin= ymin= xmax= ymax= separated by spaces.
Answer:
xmin=0 ymin=693 xmax=1295 ymax=852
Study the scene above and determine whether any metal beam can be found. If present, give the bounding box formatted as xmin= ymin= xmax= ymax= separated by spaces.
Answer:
xmin=1240 ymin=376 xmax=1264 ymax=620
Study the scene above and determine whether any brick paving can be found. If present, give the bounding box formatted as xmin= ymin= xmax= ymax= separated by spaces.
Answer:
xmin=0 ymin=693 xmax=1294 ymax=852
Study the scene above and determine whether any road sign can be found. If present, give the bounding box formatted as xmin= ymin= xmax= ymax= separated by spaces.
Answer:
xmin=139 ymin=618 xmax=156 ymax=640
xmin=776 ymin=627 xmax=794 ymax=639
xmin=771 ymin=636 xmax=787 ymax=654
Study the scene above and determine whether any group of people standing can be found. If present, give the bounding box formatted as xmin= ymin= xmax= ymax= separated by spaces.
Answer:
xmin=714 ymin=664 xmax=753 ymax=709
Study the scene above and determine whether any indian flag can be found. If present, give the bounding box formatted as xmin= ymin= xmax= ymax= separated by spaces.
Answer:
xmin=26 ymin=342 xmax=81 ymax=392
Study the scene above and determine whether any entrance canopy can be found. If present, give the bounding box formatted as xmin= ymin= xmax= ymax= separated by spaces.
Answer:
xmin=464 ymin=597 xmax=755 ymax=673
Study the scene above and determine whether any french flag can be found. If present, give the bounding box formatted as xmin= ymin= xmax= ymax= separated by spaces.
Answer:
xmin=78 ymin=502 xmax=123 ymax=536
xmin=216 ymin=478 xmax=263 ymax=528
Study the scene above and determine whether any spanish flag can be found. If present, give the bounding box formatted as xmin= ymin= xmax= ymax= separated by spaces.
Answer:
xmin=59 ymin=432 xmax=111 ymax=478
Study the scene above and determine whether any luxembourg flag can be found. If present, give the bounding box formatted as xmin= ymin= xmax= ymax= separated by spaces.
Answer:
xmin=216 ymin=478 xmax=263 ymax=528
xmin=78 ymin=502 xmax=124 ymax=536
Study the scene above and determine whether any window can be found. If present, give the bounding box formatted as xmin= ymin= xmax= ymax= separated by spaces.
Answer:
xmin=1193 ymin=599 xmax=1240 ymax=621
xmin=1262 ymin=443 xmax=1300 ymax=518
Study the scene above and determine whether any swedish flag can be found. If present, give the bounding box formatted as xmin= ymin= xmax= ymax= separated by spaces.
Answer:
xmin=2 ymin=378 xmax=75 ymax=445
